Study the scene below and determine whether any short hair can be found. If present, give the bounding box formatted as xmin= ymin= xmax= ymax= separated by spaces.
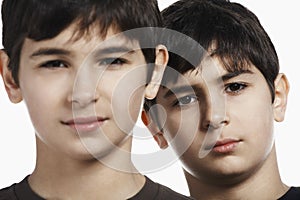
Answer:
xmin=162 ymin=0 xmax=279 ymax=102
xmin=1 ymin=0 xmax=162 ymax=85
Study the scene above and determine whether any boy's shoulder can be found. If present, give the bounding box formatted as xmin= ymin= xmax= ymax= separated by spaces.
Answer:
xmin=0 ymin=176 xmax=192 ymax=200
xmin=0 ymin=184 xmax=18 ymax=200
xmin=0 ymin=176 xmax=42 ymax=200
xmin=278 ymin=187 xmax=300 ymax=200
xmin=129 ymin=176 xmax=193 ymax=200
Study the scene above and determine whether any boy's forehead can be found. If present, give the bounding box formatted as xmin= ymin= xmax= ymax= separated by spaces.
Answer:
xmin=61 ymin=23 xmax=139 ymax=47
xmin=162 ymin=56 xmax=258 ymax=91
xmin=23 ymin=24 xmax=141 ymax=56
xmin=163 ymin=56 xmax=223 ymax=85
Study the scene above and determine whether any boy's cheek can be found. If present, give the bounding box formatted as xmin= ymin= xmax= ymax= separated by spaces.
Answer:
xmin=164 ymin=109 xmax=199 ymax=148
xmin=108 ymin=69 xmax=148 ymax=133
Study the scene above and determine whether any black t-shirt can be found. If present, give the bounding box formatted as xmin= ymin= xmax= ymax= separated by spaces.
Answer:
xmin=278 ymin=187 xmax=300 ymax=200
xmin=0 ymin=176 xmax=192 ymax=200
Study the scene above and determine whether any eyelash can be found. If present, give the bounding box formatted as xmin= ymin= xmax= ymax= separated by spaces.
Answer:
xmin=39 ymin=57 xmax=127 ymax=68
xmin=170 ymin=82 xmax=247 ymax=108
xmin=173 ymin=94 xmax=198 ymax=107
xmin=224 ymin=82 xmax=248 ymax=94
xmin=40 ymin=60 xmax=68 ymax=69
xmin=98 ymin=57 xmax=127 ymax=67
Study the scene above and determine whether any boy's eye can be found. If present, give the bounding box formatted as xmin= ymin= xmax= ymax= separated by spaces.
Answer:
xmin=40 ymin=60 xmax=68 ymax=68
xmin=98 ymin=58 xmax=127 ymax=66
xmin=225 ymin=82 xmax=247 ymax=94
xmin=174 ymin=95 xmax=198 ymax=106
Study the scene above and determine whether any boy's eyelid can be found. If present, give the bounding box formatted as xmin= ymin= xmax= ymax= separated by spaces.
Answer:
xmin=92 ymin=46 xmax=135 ymax=58
xmin=222 ymin=73 xmax=255 ymax=86
xmin=224 ymin=81 xmax=248 ymax=86
xmin=97 ymin=57 xmax=129 ymax=66
xmin=224 ymin=82 xmax=249 ymax=94
xmin=93 ymin=49 xmax=136 ymax=63
xmin=221 ymin=70 xmax=254 ymax=82
xmin=179 ymin=94 xmax=198 ymax=102
xmin=163 ymin=85 xmax=199 ymax=98
xmin=173 ymin=94 xmax=198 ymax=107
xmin=39 ymin=59 xmax=70 ymax=68
xmin=224 ymin=78 xmax=252 ymax=88
xmin=176 ymin=93 xmax=198 ymax=100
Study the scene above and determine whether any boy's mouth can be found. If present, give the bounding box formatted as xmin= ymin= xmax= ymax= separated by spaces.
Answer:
xmin=62 ymin=117 xmax=109 ymax=132
xmin=204 ymin=138 xmax=241 ymax=154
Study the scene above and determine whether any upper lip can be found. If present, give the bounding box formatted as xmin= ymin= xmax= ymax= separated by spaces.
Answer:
xmin=204 ymin=138 xmax=241 ymax=150
xmin=62 ymin=116 xmax=108 ymax=125
xmin=214 ymin=139 xmax=241 ymax=147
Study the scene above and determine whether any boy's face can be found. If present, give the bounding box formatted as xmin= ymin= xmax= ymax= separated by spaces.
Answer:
xmin=146 ymin=56 xmax=288 ymax=180
xmin=1 ymin=24 xmax=166 ymax=164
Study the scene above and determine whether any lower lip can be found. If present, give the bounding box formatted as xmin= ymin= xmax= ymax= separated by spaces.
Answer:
xmin=68 ymin=121 xmax=105 ymax=133
xmin=212 ymin=141 xmax=239 ymax=153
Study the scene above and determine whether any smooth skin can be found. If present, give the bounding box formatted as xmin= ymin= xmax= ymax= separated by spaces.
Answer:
xmin=143 ymin=56 xmax=290 ymax=199
xmin=0 ymin=23 xmax=168 ymax=199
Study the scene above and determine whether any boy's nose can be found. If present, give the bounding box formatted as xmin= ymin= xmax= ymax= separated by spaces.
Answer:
xmin=200 ymin=93 xmax=228 ymax=131
xmin=68 ymin=67 xmax=101 ymax=108
xmin=202 ymin=113 xmax=229 ymax=130
xmin=71 ymin=90 xmax=99 ymax=108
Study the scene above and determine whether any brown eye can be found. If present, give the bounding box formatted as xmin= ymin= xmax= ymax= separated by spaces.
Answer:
xmin=40 ymin=60 xmax=68 ymax=68
xmin=225 ymin=83 xmax=247 ymax=93
xmin=98 ymin=58 xmax=126 ymax=66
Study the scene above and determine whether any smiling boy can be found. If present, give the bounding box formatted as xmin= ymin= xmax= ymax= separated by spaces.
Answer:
xmin=0 ymin=0 xmax=192 ymax=199
xmin=143 ymin=0 xmax=300 ymax=199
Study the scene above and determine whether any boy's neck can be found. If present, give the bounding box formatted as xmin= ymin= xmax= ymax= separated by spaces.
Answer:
xmin=28 ymin=137 xmax=145 ymax=200
xmin=185 ymin=146 xmax=289 ymax=200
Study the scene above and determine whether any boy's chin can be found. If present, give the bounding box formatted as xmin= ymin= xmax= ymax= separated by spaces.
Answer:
xmin=182 ymin=155 xmax=250 ymax=179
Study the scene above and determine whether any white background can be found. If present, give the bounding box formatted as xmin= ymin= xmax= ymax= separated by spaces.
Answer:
xmin=0 ymin=0 xmax=299 ymax=196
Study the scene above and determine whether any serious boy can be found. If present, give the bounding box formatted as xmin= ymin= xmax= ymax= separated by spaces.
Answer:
xmin=143 ymin=0 xmax=300 ymax=199
xmin=0 ymin=0 xmax=191 ymax=199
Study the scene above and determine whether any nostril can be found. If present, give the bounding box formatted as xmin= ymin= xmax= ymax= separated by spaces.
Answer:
xmin=70 ymin=92 xmax=99 ymax=107
xmin=220 ymin=119 xmax=229 ymax=125
xmin=204 ymin=118 xmax=228 ymax=130
xmin=206 ymin=123 xmax=219 ymax=130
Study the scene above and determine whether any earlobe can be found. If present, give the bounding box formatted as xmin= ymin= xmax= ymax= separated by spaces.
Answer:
xmin=0 ymin=50 xmax=23 ymax=103
xmin=141 ymin=110 xmax=168 ymax=149
xmin=145 ymin=45 xmax=168 ymax=100
xmin=273 ymin=73 xmax=289 ymax=122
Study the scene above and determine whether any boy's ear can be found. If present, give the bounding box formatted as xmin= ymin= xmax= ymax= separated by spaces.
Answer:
xmin=273 ymin=73 xmax=289 ymax=122
xmin=145 ymin=45 xmax=168 ymax=100
xmin=0 ymin=50 xmax=23 ymax=103
xmin=141 ymin=110 xmax=168 ymax=149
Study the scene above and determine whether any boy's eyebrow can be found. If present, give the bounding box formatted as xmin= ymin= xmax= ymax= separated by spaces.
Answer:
xmin=30 ymin=46 xmax=135 ymax=59
xmin=92 ymin=46 xmax=136 ymax=57
xmin=164 ymin=70 xmax=254 ymax=98
xmin=30 ymin=48 xmax=71 ymax=58
xmin=164 ymin=85 xmax=198 ymax=98
xmin=221 ymin=70 xmax=254 ymax=81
